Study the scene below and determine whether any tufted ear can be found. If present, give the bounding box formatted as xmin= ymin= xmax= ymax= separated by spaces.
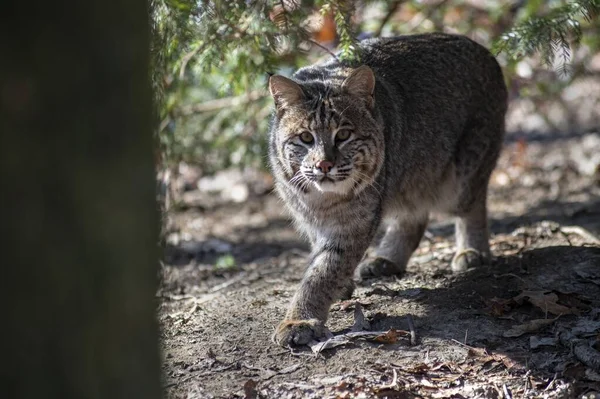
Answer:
xmin=269 ymin=75 xmax=304 ymax=113
xmin=342 ymin=65 xmax=375 ymax=107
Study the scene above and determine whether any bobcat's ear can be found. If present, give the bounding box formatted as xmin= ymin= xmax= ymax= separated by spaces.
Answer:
xmin=342 ymin=65 xmax=375 ymax=107
xmin=269 ymin=75 xmax=304 ymax=113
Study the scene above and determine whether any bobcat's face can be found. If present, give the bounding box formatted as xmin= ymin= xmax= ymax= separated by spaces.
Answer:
xmin=269 ymin=67 xmax=384 ymax=197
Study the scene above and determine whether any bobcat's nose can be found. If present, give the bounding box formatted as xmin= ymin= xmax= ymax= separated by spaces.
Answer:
xmin=315 ymin=160 xmax=334 ymax=174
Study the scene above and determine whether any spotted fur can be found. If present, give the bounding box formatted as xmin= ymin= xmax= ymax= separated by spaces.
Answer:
xmin=268 ymin=33 xmax=507 ymax=347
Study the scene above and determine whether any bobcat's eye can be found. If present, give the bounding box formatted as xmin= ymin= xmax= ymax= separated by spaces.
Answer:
xmin=336 ymin=129 xmax=351 ymax=142
xmin=299 ymin=131 xmax=314 ymax=144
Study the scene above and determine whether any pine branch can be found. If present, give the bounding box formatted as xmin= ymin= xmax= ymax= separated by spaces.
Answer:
xmin=177 ymin=90 xmax=267 ymax=115
xmin=493 ymin=0 xmax=600 ymax=73
xmin=307 ymin=38 xmax=340 ymax=61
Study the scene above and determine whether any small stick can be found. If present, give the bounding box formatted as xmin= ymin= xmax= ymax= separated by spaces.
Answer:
xmin=544 ymin=373 xmax=557 ymax=391
xmin=502 ymin=383 xmax=513 ymax=399
xmin=406 ymin=314 xmax=417 ymax=346
xmin=378 ymin=368 xmax=399 ymax=389
xmin=307 ymin=38 xmax=339 ymax=61
xmin=450 ymin=338 xmax=483 ymax=353
xmin=287 ymin=346 xmax=320 ymax=358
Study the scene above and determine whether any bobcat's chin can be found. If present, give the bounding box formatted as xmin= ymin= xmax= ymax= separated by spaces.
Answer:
xmin=313 ymin=177 xmax=354 ymax=195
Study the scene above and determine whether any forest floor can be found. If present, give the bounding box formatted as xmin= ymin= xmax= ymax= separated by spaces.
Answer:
xmin=158 ymin=128 xmax=600 ymax=399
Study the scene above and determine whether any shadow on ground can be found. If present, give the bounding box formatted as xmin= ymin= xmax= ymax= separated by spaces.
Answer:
xmin=159 ymin=222 xmax=600 ymax=398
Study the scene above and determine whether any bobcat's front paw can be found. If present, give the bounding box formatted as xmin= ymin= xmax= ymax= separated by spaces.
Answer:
xmin=357 ymin=257 xmax=404 ymax=280
xmin=273 ymin=319 xmax=326 ymax=347
xmin=451 ymin=248 xmax=487 ymax=272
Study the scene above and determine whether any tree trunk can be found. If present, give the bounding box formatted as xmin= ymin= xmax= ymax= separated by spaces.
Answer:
xmin=0 ymin=1 xmax=162 ymax=398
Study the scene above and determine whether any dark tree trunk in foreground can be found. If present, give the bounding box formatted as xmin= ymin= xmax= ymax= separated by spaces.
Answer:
xmin=0 ymin=2 xmax=161 ymax=398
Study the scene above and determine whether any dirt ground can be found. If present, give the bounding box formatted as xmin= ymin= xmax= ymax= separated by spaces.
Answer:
xmin=158 ymin=128 xmax=600 ymax=399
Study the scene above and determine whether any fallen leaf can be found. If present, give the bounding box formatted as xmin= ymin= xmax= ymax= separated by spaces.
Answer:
xmin=492 ymin=353 xmax=523 ymax=371
xmin=309 ymin=336 xmax=349 ymax=353
xmin=513 ymin=291 xmax=576 ymax=315
xmin=466 ymin=347 xmax=522 ymax=371
xmin=374 ymin=329 xmax=399 ymax=344
xmin=309 ymin=329 xmax=412 ymax=353
xmin=485 ymin=297 xmax=515 ymax=317
xmin=503 ymin=318 xmax=558 ymax=338
xmin=467 ymin=347 xmax=489 ymax=358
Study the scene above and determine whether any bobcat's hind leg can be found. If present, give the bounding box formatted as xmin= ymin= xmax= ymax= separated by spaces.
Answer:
xmin=357 ymin=214 xmax=428 ymax=279
xmin=451 ymin=195 xmax=490 ymax=272
xmin=450 ymin=114 xmax=502 ymax=272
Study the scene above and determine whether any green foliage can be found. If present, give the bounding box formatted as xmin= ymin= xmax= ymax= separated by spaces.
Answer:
xmin=150 ymin=0 xmax=600 ymax=173
xmin=215 ymin=254 xmax=236 ymax=270
xmin=320 ymin=0 xmax=361 ymax=62
xmin=493 ymin=0 xmax=600 ymax=74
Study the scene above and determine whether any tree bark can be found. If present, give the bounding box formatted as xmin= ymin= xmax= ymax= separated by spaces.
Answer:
xmin=0 ymin=1 xmax=162 ymax=398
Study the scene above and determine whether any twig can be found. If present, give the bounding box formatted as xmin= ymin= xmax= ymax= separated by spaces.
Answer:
xmin=522 ymin=370 xmax=532 ymax=396
xmin=450 ymin=338 xmax=482 ymax=353
xmin=375 ymin=1 xmax=402 ymax=37
xmin=179 ymin=43 xmax=205 ymax=80
xmin=543 ymin=373 xmax=558 ymax=391
xmin=178 ymin=90 xmax=267 ymax=115
xmin=502 ymin=383 xmax=513 ymax=399
xmin=378 ymin=368 xmax=399 ymax=390
xmin=280 ymin=382 xmax=320 ymax=389
xmin=307 ymin=38 xmax=339 ymax=61
xmin=406 ymin=314 xmax=417 ymax=346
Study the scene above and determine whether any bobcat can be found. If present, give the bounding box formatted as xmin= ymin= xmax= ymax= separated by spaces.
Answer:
xmin=267 ymin=33 xmax=507 ymax=347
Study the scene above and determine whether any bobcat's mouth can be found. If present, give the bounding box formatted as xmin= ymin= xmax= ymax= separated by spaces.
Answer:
xmin=312 ymin=175 xmax=354 ymax=195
